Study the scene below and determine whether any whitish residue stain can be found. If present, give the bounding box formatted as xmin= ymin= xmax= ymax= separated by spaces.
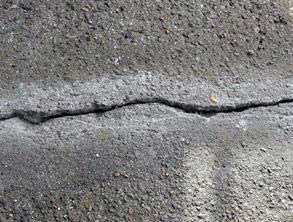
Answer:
xmin=235 ymin=119 xmax=247 ymax=131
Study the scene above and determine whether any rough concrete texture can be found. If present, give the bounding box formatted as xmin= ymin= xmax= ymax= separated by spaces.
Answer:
xmin=1 ymin=104 xmax=293 ymax=221
xmin=0 ymin=0 xmax=292 ymax=87
xmin=0 ymin=0 xmax=293 ymax=221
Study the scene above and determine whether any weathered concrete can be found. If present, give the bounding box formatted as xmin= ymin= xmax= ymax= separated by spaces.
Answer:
xmin=0 ymin=103 xmax=293 ymax=221
xmin=1 ymin=0 xmax=292 ymax=87
xmin=1 ymin=0 xmax=293 ymax=221
xmin=1 ymin=73 xmax=293 ymax=123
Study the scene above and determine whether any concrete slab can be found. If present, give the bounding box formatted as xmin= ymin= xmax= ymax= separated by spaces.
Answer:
xmin=0 ymin=103 xmax=292 ymax=221
xmin=1 ymin=1 xmax=292 ymax=87
xmin=0 ymin=0 xmax=293 ymax=221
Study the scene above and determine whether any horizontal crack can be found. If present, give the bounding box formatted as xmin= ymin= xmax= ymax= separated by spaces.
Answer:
xmin=1 ymin=97 xmax=293 ymax=124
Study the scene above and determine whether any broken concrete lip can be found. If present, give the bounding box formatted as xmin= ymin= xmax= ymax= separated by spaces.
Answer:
xmin=1 ymin=96 xmax=293 ymax=124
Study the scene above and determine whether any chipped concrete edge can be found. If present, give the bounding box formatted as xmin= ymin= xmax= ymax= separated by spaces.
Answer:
xmin=1 ymin=73 xmax=293 ymax=123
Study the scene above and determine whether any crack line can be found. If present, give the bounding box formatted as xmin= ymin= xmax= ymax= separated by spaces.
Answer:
xmin=0 ymin=97 xmax=293 ymax=124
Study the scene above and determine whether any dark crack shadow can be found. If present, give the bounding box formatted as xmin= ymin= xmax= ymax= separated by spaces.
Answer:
xmin=0 ymin=97 xmax=293 ymax=124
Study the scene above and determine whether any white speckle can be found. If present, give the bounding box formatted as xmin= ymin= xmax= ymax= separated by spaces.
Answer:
xmin=236 ymin=120 xmax=247 ymax=131
xmin=180 ymin=137 xmax=186 ymax=142
xmin=114 ymin=57 xmax=121 ymax=66
xmin=290 ymin=7 xmax=293 ymax=17
xmin=95 ymin=153 xmax=100 ymax=158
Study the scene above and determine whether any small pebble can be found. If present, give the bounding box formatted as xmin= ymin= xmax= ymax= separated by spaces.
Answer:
xmin=113 ymin=171 xmax=120 ymax=177
xmin=128 ymin=208 xmax=134 ymax=215
xmin=209 ymin=95 xmax=218 ymax=105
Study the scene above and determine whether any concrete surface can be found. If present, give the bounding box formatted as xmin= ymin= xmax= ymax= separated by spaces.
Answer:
xmin=0 ymin=0 xmax=293 ymax=221
xmin=1 ymin=104 xmax=293 ymax=221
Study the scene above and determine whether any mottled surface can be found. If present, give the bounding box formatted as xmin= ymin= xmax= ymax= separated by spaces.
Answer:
xmin=0 ymin=0 xmax=292 ymax=87
xmin=0 ymin=104 xmax=293 ymax=221
xmin=0 ymin=0 xmax=293 ymax=221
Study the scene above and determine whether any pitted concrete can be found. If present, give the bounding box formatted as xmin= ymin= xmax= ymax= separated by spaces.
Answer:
xmin=1 ymin=103 xmax=293 ymax=221
xmin=0 ymin=0 xmax=293 ymax=221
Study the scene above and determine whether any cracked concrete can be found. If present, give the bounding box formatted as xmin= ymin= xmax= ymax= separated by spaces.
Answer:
xmin=0 ymin=95 xmax=293 ymax=124
xmin=1 ymin=0 xmax=293 ymax=221
xmin=1 ymin=103 xmax=293 ymax=221
xmin=1 ymin=73 xmax=293 ymax=124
